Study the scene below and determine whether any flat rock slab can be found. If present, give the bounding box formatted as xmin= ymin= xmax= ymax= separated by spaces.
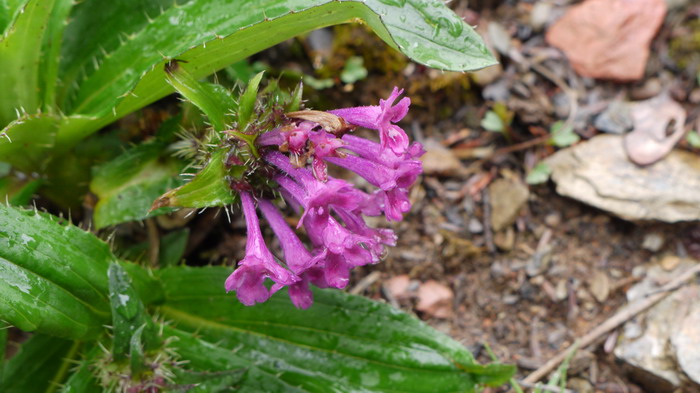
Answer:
xmin=546 ymin=135 xmax=700 ymax=222
xmin=615 ymin=261 xmax=700 ymax=392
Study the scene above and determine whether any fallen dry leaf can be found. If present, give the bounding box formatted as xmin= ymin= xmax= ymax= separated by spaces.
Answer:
xmin=546 ymin=0 xmax=666 ymax=81
xmin=416 ymin=280 xmax=454 ymax=319
xmin=624 ymin=94 xmax=686 ymax=165
xmin=420 ymin=140 xmax=463 ymax=176
xmin=384 ymin=274 xmax=411 ymax=300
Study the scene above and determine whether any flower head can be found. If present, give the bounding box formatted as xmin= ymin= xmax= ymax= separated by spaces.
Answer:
xmin=225 ymin=87 xmax=422 ymax=308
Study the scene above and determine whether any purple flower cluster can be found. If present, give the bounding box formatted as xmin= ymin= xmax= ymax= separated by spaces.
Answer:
xmin=225 ymin=88 xmax=424 ymax=308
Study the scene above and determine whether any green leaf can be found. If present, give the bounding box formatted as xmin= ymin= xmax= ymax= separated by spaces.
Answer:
xmin=481 ymin=110 xmax=504 ymax=133
xmin=237 ymin=71 xmax=264 ymax=131
xmin=340 ymin=56 xmax=368 ymax=84
xmin=549 ymin=121 xmax=580 ymax=147
xmin=153 ymin=149 xmax=236 ymax=209
xmin=159 ymin=228 xmax=190 ymax=267
xmin=0 ymin=205 xmax=115 ymax=338
xmin=59 ymin=356 xmax=102 ymax=393
xmin=687 ymin=130 xmax=700 ymax=148
xmin=108 ymin=263 xmax=157 ymax=361
xmin=129 ymin=324 xmax=148 ymax=377
xmin=0 ymin=334 xmax=78 ymax=393
xmin=0 ymin=0 xmax=56 ymax=126
xmin=0 ymin=204 xmax=162 ymax=339
xmin=171 ymin=368 xmax=246 ymax=393
xmin=303 ymin=74 xmax=334 ymax=90
xmin=165 ymin=61 xmax=237 ymax=132
xmin=90 ymin=137 xmax=184 ymax=229
xmin=525 ymin=162 xmax=552 ymax=185
xmin=157 ymin=266 xmax=514 ymax=392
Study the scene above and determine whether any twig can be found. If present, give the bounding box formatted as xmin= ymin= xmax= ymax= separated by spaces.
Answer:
xmin=146 ymin=218 xmax=160 ymax=267
xmin=522 ymin=263 xmax=700 ymax=385
xmin=482 ymin=188 xmax=496 ymax=254
xmin=350 ymin=271 xmax=381 ymax=295
xmin=516 ymin=381 xmax=575 ymax=393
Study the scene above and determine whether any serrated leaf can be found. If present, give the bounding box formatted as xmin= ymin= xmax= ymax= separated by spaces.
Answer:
xmin=68 ymin=0 xmax=494 ymax=118
xmin=0 ymin=204 xmax=161 ymax=339
xmin=0 ymin=334 xmax=78 ymax=393
xmin=153 ymin=149 xmax=236 ymax=209
xmin=0 ymin=0 xmax=56 ymax=126
xmin=157 ymin=266 xmax=514 ymax=392
xmin=165 ymin=61 xmax=236 ymax=132
xmin=90 ymin=138 xmax=184 ymax=229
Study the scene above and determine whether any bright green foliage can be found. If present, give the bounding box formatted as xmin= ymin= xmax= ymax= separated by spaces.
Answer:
xmin=0 ymin=203 xmax=514 ymax=391
xmin=0 ymin=0 xmax=495 ymax=173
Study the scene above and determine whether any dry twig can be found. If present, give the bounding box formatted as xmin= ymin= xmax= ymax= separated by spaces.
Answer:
xmin=522 ymin=263 xmax=700 ymax=385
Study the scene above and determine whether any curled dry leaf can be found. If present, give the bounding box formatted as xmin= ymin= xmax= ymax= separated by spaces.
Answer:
xmin=286 ymin=110 xmax=354 ymax=134
xmin=624 ymin=94 xmax=687 ymax=165
xmin=416 ymin=280 xmax=454 ymax=319
xmin=546 ymin=0 xmax=666 ymax=81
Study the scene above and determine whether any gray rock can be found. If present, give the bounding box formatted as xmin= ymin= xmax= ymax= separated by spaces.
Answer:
xmin=546 ymin=135 xmax=700 ymax=222
xmin=594 ymin=101 xmax=633 ymax=134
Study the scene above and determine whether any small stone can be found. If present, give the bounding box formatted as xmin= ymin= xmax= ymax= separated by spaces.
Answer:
xmin=631 ymin=78 xmax=663 ymax=100
xmin=494 ymin=227 xmax=516 ymax=251
xmin=642 ymin=232 xmax=665 ymax=252
xmin=568 ymin=378 xmax=595 ymax=393
xmin=672 ymin=303 xmax=700 ymax=385
xmin=544 ymin=212 xmax=562 ymax=227
xmin=589 ymin=270 xmax=611 ymax=302
xmin=594 ymin=100 xmax=633 ymax=135
xmin=467 ymin=218 xmax=483 ymax=234
xmin=530 ymin=2 xmax=553 ymax=31
xmin=489 ymin=178 xmax=529 ymax=231
xmin=420 ymin=141 xmax=462 ymax=176
xmin=555 ymin=279 xmax=568 ymax=301
xmin=660 ymin=255 xmax=681 ymax=271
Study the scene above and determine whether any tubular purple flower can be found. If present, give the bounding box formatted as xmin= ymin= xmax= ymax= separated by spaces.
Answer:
xmin=225 ymin=86 xmax=422 ymax=308
xmin=225 ymin=192 xmax=297 ymax=306
xmin=330 ymin=87 xmax=411 ymax=154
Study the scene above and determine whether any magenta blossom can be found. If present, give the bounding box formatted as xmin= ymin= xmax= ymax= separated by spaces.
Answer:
xmin=226 ymin=87 xmax=423 ymax=308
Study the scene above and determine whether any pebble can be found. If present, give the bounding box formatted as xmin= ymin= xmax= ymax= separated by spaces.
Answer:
xmin=642 ymin=232 xmax=665 ymax=252
xmin=660 ymin=255 xmax=681 ymax=271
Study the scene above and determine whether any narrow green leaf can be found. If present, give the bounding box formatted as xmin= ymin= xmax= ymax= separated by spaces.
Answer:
xmin=39 ymin=0 xmax=74 ymax=112
xmin=0 ymin=0 xmax=56 ymax=126
xmin=0 ymin=0 xmax=27 ymax=34
xmin=237 ymin=71 xmax=264 ymax=131
xmin=0 ymin=176 xmax=41 ymax=206
xmin=165 ymin=61 xmax=236 ymax=132
xmin=287 ymin=82 xmax=304 ymax=112
xmin=157 ymin=266 xmax=514 ymax=392
xmin=129 ymin=324 xmax=147 ymax=376
xmin=108 ymin=263 xmax=157 ymax=361
xmin=66 ymin=0 xmax=495 ymax=123
xmin=59 ymin=357 xmax=102 ymax=393
xmin=0 ymin=334 xmax=78 ymax=393
xmin=171 ymin=367 xmax=245 ymax=393
xmin=153 ymin=149 xmax=236 ymax=209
